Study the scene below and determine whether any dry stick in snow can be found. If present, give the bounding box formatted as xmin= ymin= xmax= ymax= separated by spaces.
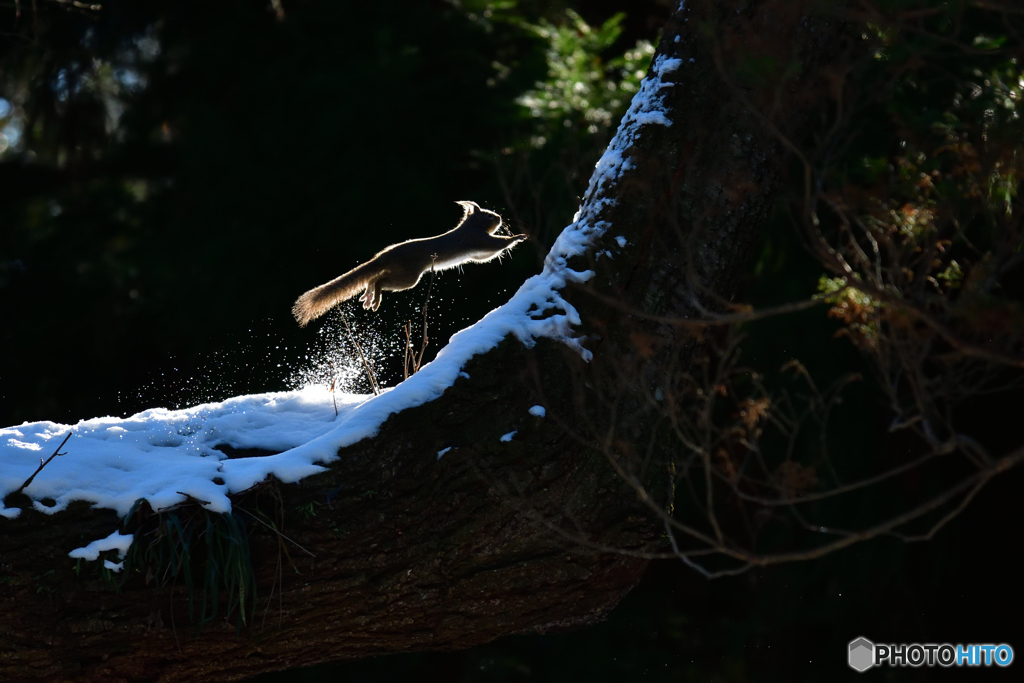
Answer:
xmin=417 ymin=256 xmax=438 ymax=369
xmin=404 ymin=255 xmax=437 ymax=380
xmin=12 ymin=432 xmax=72 ymax=496
xmin=339 ymin=308 xmax=380 ymax=396
xmin=402 ymin=323 xmax=414 ymax=381
xmin=328 ymin=360 xmax=339 ymax=416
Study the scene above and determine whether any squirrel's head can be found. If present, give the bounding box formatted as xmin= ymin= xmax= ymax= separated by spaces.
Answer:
xmin=456 ymin=200 xmax=503 ymax=234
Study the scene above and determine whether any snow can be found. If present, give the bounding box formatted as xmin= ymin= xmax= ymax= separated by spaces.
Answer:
xmin=615 ymin=236 xmax=628 ymax=248
xmin=69 ymin=530 xmax=134 ymax=561
xmin=437 ymin=447 xmax=452 ymax=460
xmin=528 ymin=405 xmax=546 ymax=418
xmin=1 ymin=47 xmax=682 ymax=556
xmin=500 ymin=431 xmax=517 ymax=443
xmin=1 ymin=388 xmax=358 ymax=518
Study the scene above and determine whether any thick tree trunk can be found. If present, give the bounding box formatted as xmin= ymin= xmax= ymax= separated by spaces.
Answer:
xmin=0 ymin=2 xmax=846 ymax=680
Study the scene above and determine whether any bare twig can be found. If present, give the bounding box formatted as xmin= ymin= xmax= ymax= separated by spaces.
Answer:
xmin=236 ymin=507 xmax=316 ymax=558
xmin=402 ymin=322 xmax=414 ymax=381
xmin=46 ymin=0 xmax=102 ymax=11
xmin=402 ymin=255 xmax=438 ymax=380
xmin=416 ymin=256 xmax=438 ymax=371
xmin=12 ymin=432 xmax=71 ymax=496
xmin=339 ymin=308 xmax=380 ymax=396
xmin=328 ymin=361 xmax=339 ymax=417
xmin=581 ymin=287 xmax=828 ymax=327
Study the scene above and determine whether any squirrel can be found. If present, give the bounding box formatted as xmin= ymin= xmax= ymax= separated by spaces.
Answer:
xmin=292 ymin=201 xmax=527 ymax=326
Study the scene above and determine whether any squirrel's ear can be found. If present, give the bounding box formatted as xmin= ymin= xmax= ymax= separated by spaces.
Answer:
xmin=455 ymin=200 xmax=479 ymax=220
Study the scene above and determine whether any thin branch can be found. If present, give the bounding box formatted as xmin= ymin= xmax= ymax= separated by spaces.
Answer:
xmin=580 ymin=286 xmax=828 ymax=326
xmin=11 ymin=432 xmax=72 ymax=497
xmin=235 ymin=507 xmax=316 ymax=558
xmin=53 ymin=0 xmax=101 ymax=9
xmin=415 ymin=256 xmax=438 ymax=371
xmin=402 ymin=255 xmax=438 ymax=380
xmin=328 ymin=362 xmax=339 ymax=417
xmin=839 ymin=275 xmax=1024 ymax=369
xmin=339 ymin=308 xmax=380 ymax=396
xmin=725 ymin=444 xmax=956 ymax=507
xmin=403 ymin=321 xmax=413 ymax=381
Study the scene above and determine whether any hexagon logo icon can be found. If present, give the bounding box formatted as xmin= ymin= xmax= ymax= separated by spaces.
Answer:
xmin=849 ymin=637 xmax=875 ymax=672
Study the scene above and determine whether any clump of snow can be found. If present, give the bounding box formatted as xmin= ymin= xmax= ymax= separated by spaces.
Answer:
xmin=500 ymin=431 xmax=517 ymax=443
xmin=69 ymin=529 xmax=134 ymax=573
xmin=528 ymin=405 xmax=546 ymax=418
xmin=437 ymin=447 xmax=452 ymax=460
xmin=615 ymin=236 xmax=628 ymax=248
xmin=1 ymin=48 xmax=683 ymax=542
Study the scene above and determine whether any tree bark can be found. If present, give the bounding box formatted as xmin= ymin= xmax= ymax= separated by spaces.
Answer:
xmin=0 ymin=2 xmax=847 ymax=680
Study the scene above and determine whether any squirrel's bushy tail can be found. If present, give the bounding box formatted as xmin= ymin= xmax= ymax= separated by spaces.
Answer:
xmin=292 ymin=262 xmax=379 ymax=327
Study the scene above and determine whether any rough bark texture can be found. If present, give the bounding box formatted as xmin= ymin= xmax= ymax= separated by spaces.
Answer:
xmin=1 ymin=2 xmax=846 ymax=680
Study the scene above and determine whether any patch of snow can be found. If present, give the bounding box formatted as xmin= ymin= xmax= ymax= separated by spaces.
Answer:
xmin=615 ymin=236 xmax=628 ymax=248
xmin=437 ymin=447 xmax=452 ymax=460
xmin=68 ymin=529 xmax=134 ymax=561
xmin=500 ymin=431 xmax=517 ymax=443
xmin=528 ymin=405 xmax=546 ymax=418
xmin=1 ymin=388 xmax=357 ymax=517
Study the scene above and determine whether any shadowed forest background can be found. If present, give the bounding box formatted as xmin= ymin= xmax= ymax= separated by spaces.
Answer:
xmin=1 ymin=0 xmax=1021 ymax=680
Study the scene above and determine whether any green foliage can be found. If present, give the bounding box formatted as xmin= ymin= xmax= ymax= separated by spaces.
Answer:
xmin=121 ymin=499 xmax=256 ymax=631
xmin=816 ymin=276 xmax=881 ymax=348
xmin=808 ymin=6 xmax=1024 ymax=362
xmin=514 ymin=10 xmax=655 ymax=146
xmin=295 ymin=501 xmax=320 ymax=520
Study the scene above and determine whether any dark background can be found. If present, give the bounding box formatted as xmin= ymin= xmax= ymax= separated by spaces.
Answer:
xmin=1 ymin=1 xmax=1019 ymax=680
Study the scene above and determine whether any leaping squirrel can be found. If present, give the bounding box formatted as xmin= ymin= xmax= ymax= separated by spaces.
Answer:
xmin=292 ymin=201 xmax=526 ymax=326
